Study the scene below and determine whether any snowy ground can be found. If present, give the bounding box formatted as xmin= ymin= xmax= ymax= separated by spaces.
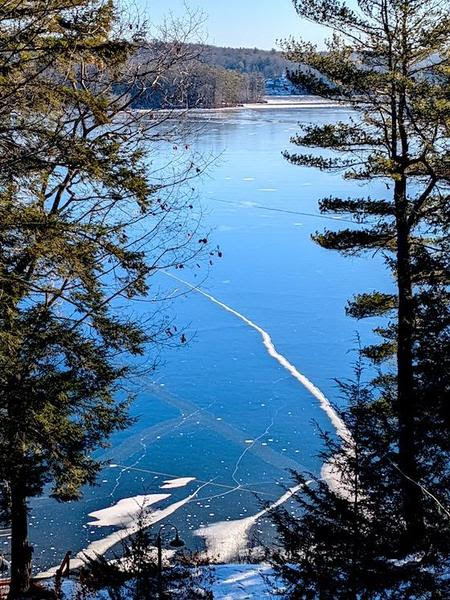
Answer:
xmin=59 ymin=563 xmax=284 ymax=599
xmin=208 ymin=564 xmax=283 ymax=599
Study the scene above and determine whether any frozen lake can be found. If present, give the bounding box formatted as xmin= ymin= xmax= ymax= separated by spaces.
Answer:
xmin=24 ymin=102 xmax=390 ymax=571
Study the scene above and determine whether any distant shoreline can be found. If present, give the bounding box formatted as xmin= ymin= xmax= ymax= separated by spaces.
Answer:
xmin=136 ymin=96 xmax=350 ymax=115
xmin=218 ymin=96 xmax=348 ymax=110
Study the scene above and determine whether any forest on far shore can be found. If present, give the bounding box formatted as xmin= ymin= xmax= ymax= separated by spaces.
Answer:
xmin=193 ymin=44 xmax=294 ymax=79
xmin=127 ymin=44 xmax=302 ymax=109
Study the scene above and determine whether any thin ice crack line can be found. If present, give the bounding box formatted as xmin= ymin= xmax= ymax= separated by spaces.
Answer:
xmin=164 ymin=271 xmax=351 ymax=443
xmin=185 ymin=476 xmax=277 ymax=504
xmin=109 ymin=464 xmax=277 ymax=499
xmin=213 ymin=197 xmax=359 ymax=224
xmin=104 ymin=416 xmax=188 ymax=468
xmin=231 ymin=402 xmax=284 ymax=488
xmin=188 ymin=482 xmax=251 ymax=504
xmin=132 ymin=378 xmax=307 ymax=474
xmin=190 ymin=405 xmax=284 ymax=505
xmin=190 ymin=474 xmax=261 ymax=504
xmin=108 ymin=386 xmax=218 ymax=499
xmin=141 ymin=376 xmax=219 ymax=443
xmin=109 ymin=437 xmax=148 ymax=498
xmin=132 ymin=385 xmax=291 ymax=504
xmin=231 ymin=425 xmax=272 ymax=488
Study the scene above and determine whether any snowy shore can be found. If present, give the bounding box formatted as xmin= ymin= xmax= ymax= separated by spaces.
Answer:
xmin=136 ymin=95 xmax=348 ymax=116
xmin=224 ymin=95 xmax=347 ymax=110
xmin=58 ymin=563 xmax=283 ymax=599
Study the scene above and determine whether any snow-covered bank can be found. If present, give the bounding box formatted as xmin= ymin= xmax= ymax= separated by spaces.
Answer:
xmin=195 ymin=485 xmax=303 ymax=563
xmin=38 ymin=483 xmax=210 ymax=578
xmin=237 ymin=95 xmax=346 ymax=109
xmin=136 ymin=95 xmax=348 ymax=116
xmin=58 ymin=563 xmax=284 ymax=599
xmin=208 ymin=564 xmax=283 ymax=599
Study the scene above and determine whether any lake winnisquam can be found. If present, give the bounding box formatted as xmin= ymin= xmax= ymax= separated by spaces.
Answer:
xmin=25 ymin=103 xmax=390 ymax=571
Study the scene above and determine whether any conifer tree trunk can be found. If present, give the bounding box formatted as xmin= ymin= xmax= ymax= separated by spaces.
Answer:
xmin=392 ymin=42 xmax=424 ymax=541
xmin=8 ymin=481 xmax=32 ymax=599
xmin=394 ymin=177 xmax=424 ymax=545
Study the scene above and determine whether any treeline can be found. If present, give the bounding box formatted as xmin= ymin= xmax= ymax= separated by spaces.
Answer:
xmin=126 ymin=43 xmax=300 ymax=109
xmin=193 ymin=44 xmax=292 ymax=78
xmin=129 ymin=60 xmax=266 ymax=109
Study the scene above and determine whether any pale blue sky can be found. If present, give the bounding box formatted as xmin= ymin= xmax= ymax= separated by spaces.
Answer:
xmin=135 ymin=0 xmax=331 ymax=50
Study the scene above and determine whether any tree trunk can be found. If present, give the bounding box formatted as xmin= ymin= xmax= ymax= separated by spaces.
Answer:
xmin=8 ymin=482 xmax=32 ymax=599
xmin=395 ymin=178 xmax=424 ymax=547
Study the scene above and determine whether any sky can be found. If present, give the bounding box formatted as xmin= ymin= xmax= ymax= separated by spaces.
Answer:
xmin=136 ymin=0 xmax=330 ymax=50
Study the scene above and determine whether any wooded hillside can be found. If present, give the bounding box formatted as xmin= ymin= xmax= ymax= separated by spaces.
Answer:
xmin=194 ymin=44 xmax=293 ymax=78
xmin=128 ymin=60 xmax=266 ymax=109
xmin=127 ymin=44 xmax=302 ymax=109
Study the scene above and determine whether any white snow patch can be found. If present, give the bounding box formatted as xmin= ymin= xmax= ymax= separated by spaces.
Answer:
xmin=160 ymin=477 xmax=196 ymax=489
xmin=87 ymin=495 xmax=169 ymax=528
xmin=195 ymin=484 xmax=303 ymax=563
xmin=210 ymin=563 xmax=282 ymax=599
xmin=388 ymin=553 xmax=425 ymax=567
xmin=321 ymin=460 xmax=349 ymax=498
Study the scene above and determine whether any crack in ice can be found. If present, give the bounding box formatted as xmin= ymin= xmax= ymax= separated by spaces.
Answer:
xmin=109 ymin=437 xmax=149 ymax=498
xmin=164 ymin=272 xmax=351 ymax=443
xmin=230 ymin=402 xmax=284 ymax=489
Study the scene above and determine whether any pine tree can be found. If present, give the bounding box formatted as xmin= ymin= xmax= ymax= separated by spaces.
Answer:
xmin=270 ymin=359 xmax=450 ymax=598
xmin=283 ymin=0 xmax=450 ymax=549
xmin=0 ymin=2 xmax=205 ymax=596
